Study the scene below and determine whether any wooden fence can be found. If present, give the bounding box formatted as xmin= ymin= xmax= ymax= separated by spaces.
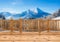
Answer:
xmin=0 ymin=19 xmax=60 ymax=35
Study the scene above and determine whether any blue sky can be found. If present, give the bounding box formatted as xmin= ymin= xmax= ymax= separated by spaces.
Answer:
xmin=0 ymin=0 xmax=60 ymax=13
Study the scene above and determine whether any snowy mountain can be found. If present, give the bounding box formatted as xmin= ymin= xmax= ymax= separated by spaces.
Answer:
xmin=0 ymin=8 xmax=60 ymax=20
xmin=0 ymin=8 xmax=51 ymax=20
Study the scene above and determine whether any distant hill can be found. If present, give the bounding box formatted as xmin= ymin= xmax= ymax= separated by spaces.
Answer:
xmin=0 ymin=14 xmax=5 ymax=20
xmin=53 ymin=9 xmax=60 ymax=17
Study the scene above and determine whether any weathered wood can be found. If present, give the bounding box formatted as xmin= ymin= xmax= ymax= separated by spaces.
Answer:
xmin=47 ymin=20 xmax=50 ymax=32
xmin=19 ymin=19 xmax=22 ymax=34
xmin=38 ymin=19 xmax=40 ymax=34
xmin=9 ymin=20 xmax=14 ymax=34
xmin=0 ymin=19 xmax=60 ymax=35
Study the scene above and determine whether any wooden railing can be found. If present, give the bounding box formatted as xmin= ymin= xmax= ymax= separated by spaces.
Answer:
xmin=0 ymin=19 xmax=60 ymax=35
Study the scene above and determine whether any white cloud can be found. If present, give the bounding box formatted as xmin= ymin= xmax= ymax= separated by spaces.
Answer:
xmin=11 ymin=0 xmax=24 ymax=5
xmin=11 ymin=2 xmax=17 ymax=5
xmin=11 ymin=0 xmax=20 ymax=5
xmin=0 ymin=8 xmax=20 ymax=14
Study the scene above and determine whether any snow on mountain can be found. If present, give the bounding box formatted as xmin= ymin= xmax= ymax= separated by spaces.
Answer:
xmin=52 ymin=17 xmax=60 ymax=20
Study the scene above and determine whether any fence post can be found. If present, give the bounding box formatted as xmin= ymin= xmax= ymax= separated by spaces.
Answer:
xmin=47 ymin=20 xmax=50 ymax=32
xmin=38 ymin=19 xmax=40 ymax=35
xmin=38 ymin=19 xmax=41 ymax=35
xmin=3 ymin=20 xmax=6 ymax=30
xmin=10 ymin=19 xmax=14 ymax=34
xmin=19 ymin=19 xmax=23 ymax=34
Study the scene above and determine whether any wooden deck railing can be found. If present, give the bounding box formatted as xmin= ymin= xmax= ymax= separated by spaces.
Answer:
xmin=0 ymin=19 xmax=60 ymax=35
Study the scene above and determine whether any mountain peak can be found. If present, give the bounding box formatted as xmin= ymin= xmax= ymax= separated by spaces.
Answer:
xmin=37 ymin=8 xmax=43 ymax=13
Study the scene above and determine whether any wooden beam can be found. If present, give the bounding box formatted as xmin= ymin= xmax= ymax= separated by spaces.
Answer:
xmin=19 ymin=19 xmax=23 ymax=34
xmin=47 ymin=20 xmax=50 ymax=32
xmin=9 ymin=20 xmax=14 ymax=34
